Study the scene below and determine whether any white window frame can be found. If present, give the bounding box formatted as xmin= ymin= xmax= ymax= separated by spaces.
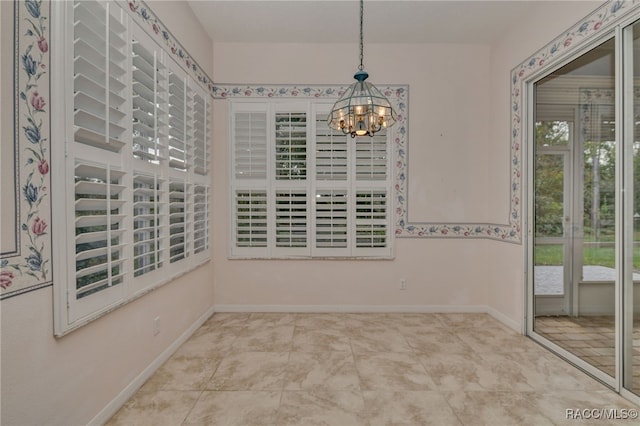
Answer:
xmin=229 ymin=99 xmax=394 ymax=259
xmin=51 ymin=0 xmax=211 ymax=336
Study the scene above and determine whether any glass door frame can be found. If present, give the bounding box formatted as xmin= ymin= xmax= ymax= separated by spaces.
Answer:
xmin=622 ymin=21 xmax=638 ymax=400
xmin=526 ymin=29 xmax=622 ymax=393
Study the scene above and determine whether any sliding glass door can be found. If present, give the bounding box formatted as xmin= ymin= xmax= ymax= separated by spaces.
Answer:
xmin=530 ymin=18 xmax=640 ymax=399
xmin=532 ymin=37 xmax=617 ymax=385
xmin=624 ymin=20 xmax=640 ymax=398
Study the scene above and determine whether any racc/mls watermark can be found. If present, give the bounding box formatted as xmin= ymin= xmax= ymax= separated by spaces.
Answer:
xmin=566 ymin=408 xmax=639 ymax=420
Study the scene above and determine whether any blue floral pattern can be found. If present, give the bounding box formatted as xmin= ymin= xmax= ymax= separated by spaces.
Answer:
xmin=1 ymin=0 xmax=51 ymax=298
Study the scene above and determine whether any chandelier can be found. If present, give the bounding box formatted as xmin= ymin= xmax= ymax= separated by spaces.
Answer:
xmin=327 ymin=0 xmax=397 ymax=137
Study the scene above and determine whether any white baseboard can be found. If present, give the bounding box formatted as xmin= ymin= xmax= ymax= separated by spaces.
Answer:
xmin=212 ymin=304 xmax=489 ymax=313
xmin=485 ymin=306 xmax=521 ymax=333
xmin=212 ymin=304 xmax=523 ymax=332
xmin=88 ymin=305 xmax=216 ymax=426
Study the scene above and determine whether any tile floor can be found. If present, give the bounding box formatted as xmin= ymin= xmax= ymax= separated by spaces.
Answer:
xmin=535 ymin=315 xmax=640 ymax=390
xmin=107 ymin=313 xmax=639 ymax=425
xmin=535 ymin=315 xmax=617 ymax=378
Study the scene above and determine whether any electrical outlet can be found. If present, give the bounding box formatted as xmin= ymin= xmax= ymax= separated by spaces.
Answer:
xmin=400 ymin=279 xmax=407 ymax=290
xmin=153 ymin=317 xmax=160 ymax=336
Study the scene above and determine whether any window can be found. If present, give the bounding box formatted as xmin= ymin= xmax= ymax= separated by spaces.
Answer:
xmin=230 ymin=101 xmax=393 ymax=258
xmin=53 ymin=0 xmax=211 ymax=334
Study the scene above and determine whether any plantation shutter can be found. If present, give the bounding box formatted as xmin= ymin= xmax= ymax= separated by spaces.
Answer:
xmin=193 ymin=92 xmax=208 ymax=175
xmin=168 ymin=64 xmax=194 ymax=263
xmin=57 ymin=0 xmax=212 ymax=333
xmin=193 ymin=184 xmax=209 ymax=254
xmin=273 ymin=107 xmax=309 ymax=256
xmin=128 ymin=25 xmax=172 ymax=292
xmin=132 ymin=173 xmax=165 ymax=278
xmin=275 ymin=112 xmax=307 ymax=180
xmin=169 ymin=179 xmax=189 ymax=263
xmin=189 ymin=83 xmax=211 ymax=258
xmin=234 ymin=110 xmax=267 ymax=179
xmin=131 ymin=31 xmax=167 ymax=163
xmin=315 ymin=114 xmax=347 ymax=181
xmin=355 ymin=190 xmax=388 ymax=251
xmin=231 ymin=103 xmax=269 ymax=256
xmin=190 ymin=85 xmax=210 ymax=257
xmin=68 ymin=1 xmax=129 ymax=321
xmin=314 ymin=189 xmax=349 ymax=251
xmin=275 ymin=190 xmax=307 ymax=248
xmin=353 ymin=128 xmax=389 ymax=256
xmin=312 ymin=107 xmax=350 ymax=256
xmin=168 ymin=70 xmax=188 ymax=171
xmin=356 ymin=131 xmax=388 ymax=181
xmin=234 ymin=190 xmax=268 ymax=249
xmin=229 ymin=101 xmax=392 ymax=258
xmin=74 ymin=163 xmax=126 ymax=299
xmin=72 ymin=1 xmax=128 ymax=153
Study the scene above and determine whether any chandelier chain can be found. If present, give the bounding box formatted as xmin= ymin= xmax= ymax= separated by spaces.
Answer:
xmin=358 ymin=0 xmax=364 ymax=71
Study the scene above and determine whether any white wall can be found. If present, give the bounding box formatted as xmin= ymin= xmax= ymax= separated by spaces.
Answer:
xmin=212 ymin=42 xmax=493 ymax=310
xmin=486 ymin=1 xmax=604 ymax=327
xmin=0 ymin=2 xmax=215 ymax=425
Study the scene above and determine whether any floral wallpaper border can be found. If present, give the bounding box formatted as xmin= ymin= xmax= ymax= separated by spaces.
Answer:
xmin=510 ymin=0 xmax=640 ymax=245
xmin=213 ymin=83 xmax=524 ymax=242
xmin=127 ymin=0 xmax=214 ymax=97
xmin=1 ymin=0 xmax=52 ymax=299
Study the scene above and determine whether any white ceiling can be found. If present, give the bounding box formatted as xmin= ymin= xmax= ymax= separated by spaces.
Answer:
xmin=187 ymin=0 xmax=541 ymax=45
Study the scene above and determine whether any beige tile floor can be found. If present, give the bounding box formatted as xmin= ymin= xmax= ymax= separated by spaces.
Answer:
xmin=107 ymin=313 xmax=639 ymax=426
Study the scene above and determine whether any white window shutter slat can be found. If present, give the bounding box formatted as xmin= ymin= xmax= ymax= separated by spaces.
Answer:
xmin=133 ymin=174 xmax=165 ymax=277
xmin=235 ymin=190 xmax=268 ymax=248
xmin=72 ymin=1 xmax=128 ymax=154
xmin=315 ymin=189 xmax=348 ymax=249
xmin=169 ymin=180 xmax=188 ymax=262
xmin=275 ymin=190 xmax=308 ymax=249
xmin=193 ymin=185 xmax=209 ymax=254
xmin=356 ymin=131 xmax=388 ymax=181
xmin=132 ymin=36 xmax=167 ymax=164
xmin=74 ymin=162 xmax=127 ymax=299
xmin=168 ymin=72 xmax=188 ymax=171
xmin=275 ymin=112 xmax=307 ymax=180
xmin=315 ymin=113 xmax=347 ymax=181
xmin=355 ymin=190 xmax=388 ymax=249
xmin=193 ymin=92 xmax=208 ymax=175
xmin=234 ymin=111 xmax=268 ymax=179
